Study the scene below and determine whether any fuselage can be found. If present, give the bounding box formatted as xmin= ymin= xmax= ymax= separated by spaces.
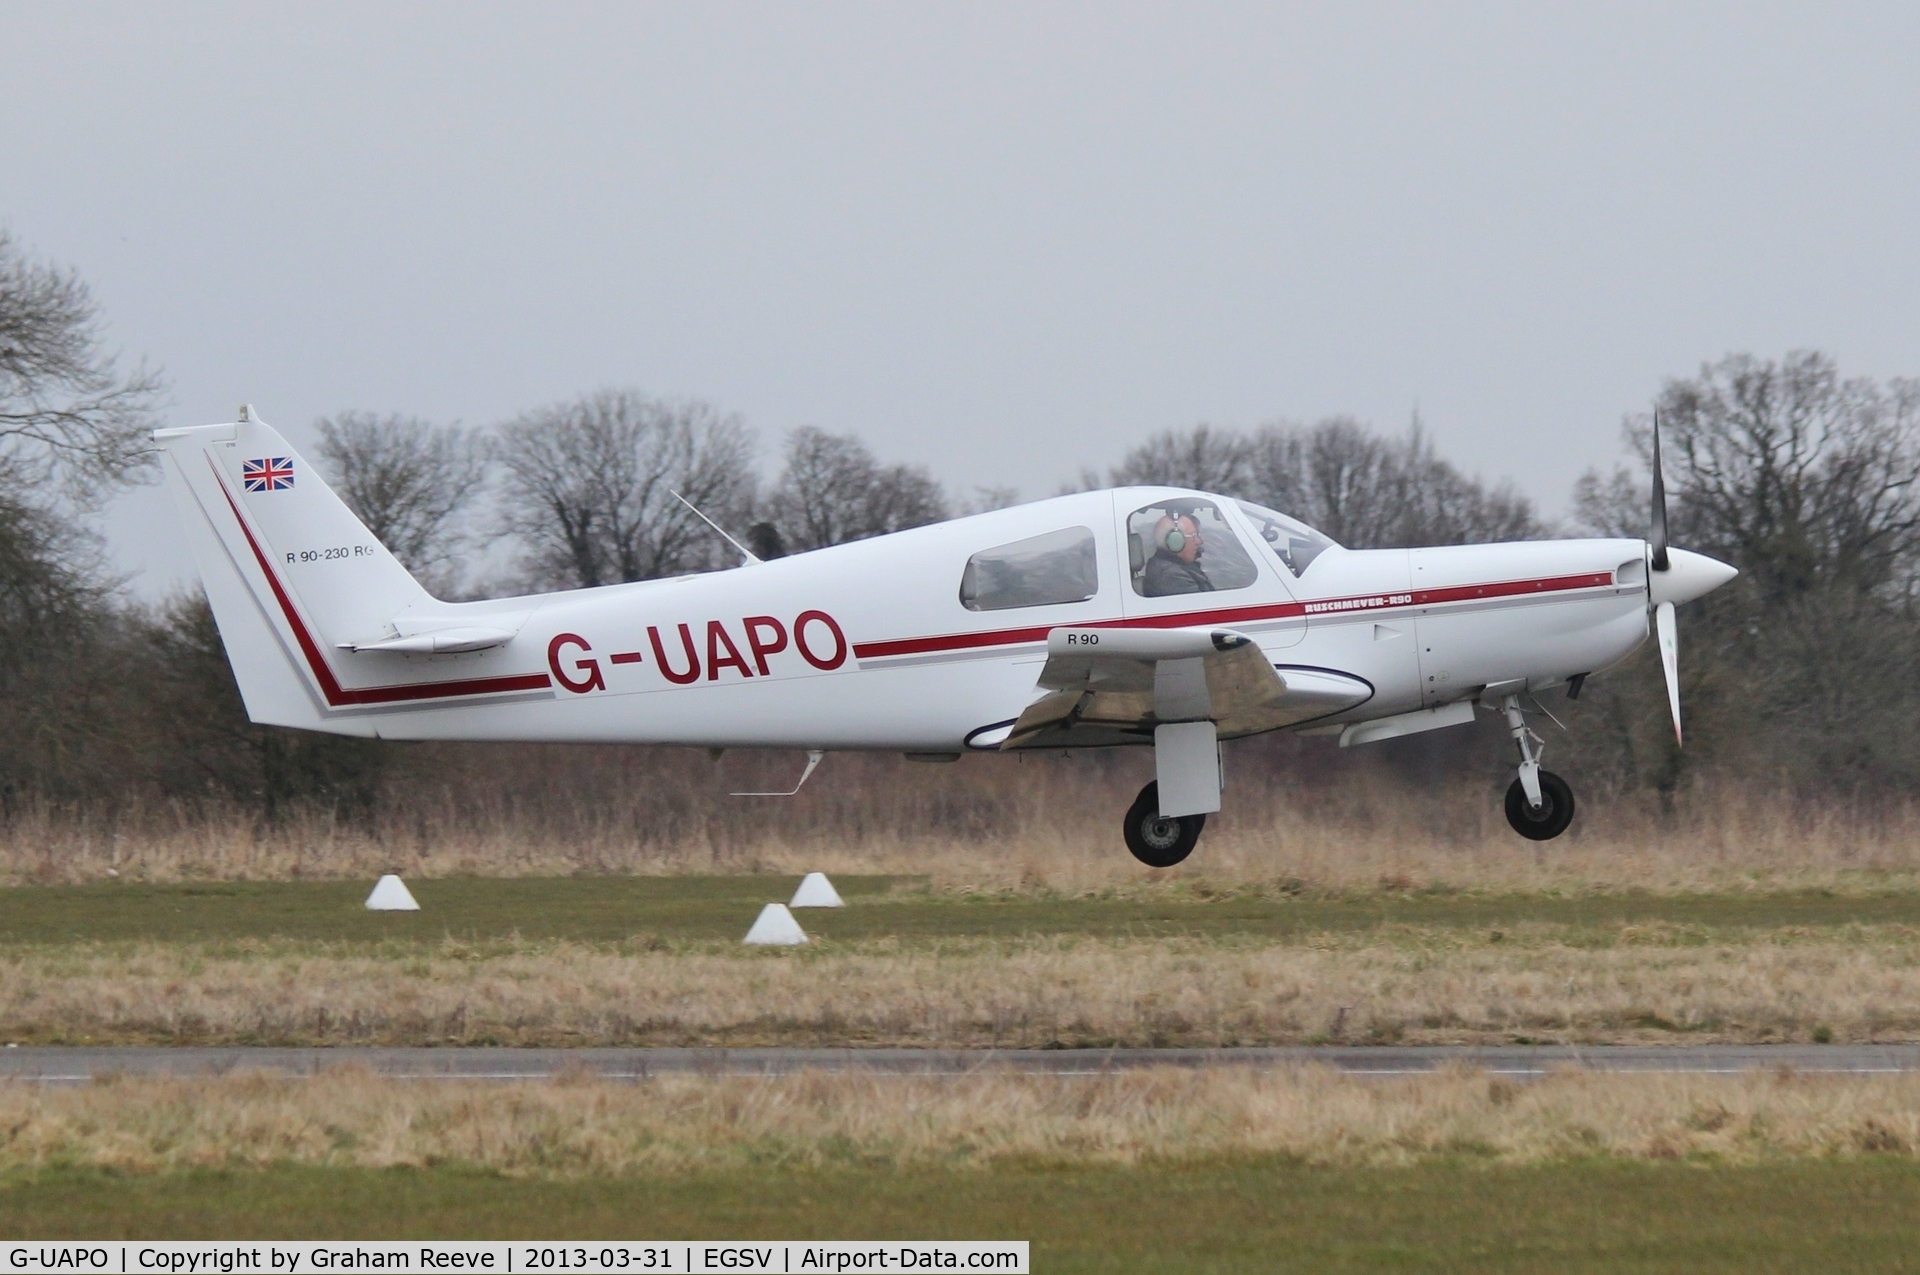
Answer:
xmin=317 ymin=487 xmax=1653 ymax=750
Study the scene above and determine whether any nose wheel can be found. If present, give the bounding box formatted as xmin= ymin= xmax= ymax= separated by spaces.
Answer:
xmin=1123 ymin=781 xmax=1205 ymax=867
xmin=1499 ymin=692 xmax=1576 ymax=840
xmin=1505 ymin=769 xmax=1575 ymax=839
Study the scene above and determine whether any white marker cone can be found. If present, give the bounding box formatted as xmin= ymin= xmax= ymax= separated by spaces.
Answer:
xmin=742 ymin=902 xmax=808 ymax=945
xmin=365 ymin=874 xmax=420 ymax=911
xmin=790 ymin=872 xmax=845 ymax=908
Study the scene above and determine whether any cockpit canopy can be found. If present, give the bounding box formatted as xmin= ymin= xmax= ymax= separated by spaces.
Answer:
xmin=953 ymin=491 xmax=1341 ymax=611
xmin=1124 ymin=495 xmax=1339 ymax=596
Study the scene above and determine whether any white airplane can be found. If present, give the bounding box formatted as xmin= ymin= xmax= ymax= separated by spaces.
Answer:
xmin=154 ymin=408 xmax=1736 ymax=866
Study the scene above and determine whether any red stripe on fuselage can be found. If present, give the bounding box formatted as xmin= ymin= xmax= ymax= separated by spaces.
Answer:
xmin=851 ymin=571 xmax=1618 ymax=660
xmin=210 ymin=459 xmax=552 ymax=706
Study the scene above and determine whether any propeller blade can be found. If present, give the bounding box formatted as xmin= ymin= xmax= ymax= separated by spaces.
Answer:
xmin=1649 ymin=408 xmax=1670 ymax=572
xmin=1655 ymin=599 xmax=1681 ymax=745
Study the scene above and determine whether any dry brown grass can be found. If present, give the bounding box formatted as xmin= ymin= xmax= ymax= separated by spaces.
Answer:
xmin=3 ymin=1066 xmax=1919 ymax=1174
xmin=8 ymin=762 xmax=1920 ymax=897
xmin=5 ymin=930 xmax=1918 ymax=1048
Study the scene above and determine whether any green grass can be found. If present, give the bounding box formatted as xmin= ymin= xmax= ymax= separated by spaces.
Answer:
xmin=2 ymin=1160 xmax=1918 ymax=1271
xmin=0 ymin=877 xmax=1916 ymax=947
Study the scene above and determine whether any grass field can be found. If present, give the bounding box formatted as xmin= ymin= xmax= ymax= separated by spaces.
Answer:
xmin=13 ymin=1066 xmax=1920 ymax=1170
xmin=3 ymin=874 xmax=1918 ymax=1263
xmin=0 ymin=876 xmax=1917 ymax=1047
xmin=4 ymin=1068 xmax=1920 ymax=1269
xmin=6 ymin=875 xmax=1920 ymax=944
xmin=5 ymin=1160 xmax=1920 ymax=1271
xmin=12 ymin=753 xmax=1920 ymax=902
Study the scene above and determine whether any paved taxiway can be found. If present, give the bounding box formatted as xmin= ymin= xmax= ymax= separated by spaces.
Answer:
xmin=2 ymin=1044 xmax=1918 ymax=1082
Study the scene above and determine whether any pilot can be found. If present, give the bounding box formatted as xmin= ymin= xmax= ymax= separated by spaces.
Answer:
xmin=1142 ymin=512 xmax=1214 ymax=595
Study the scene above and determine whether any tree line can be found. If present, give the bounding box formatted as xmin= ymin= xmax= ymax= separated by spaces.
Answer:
xmin=2 ymin=226 xmax=1916 ymax=824
xmin=315 ymin=400 xmax=960 ymax=597
xmin=316 ymin=400 xmax=1547 ymax=600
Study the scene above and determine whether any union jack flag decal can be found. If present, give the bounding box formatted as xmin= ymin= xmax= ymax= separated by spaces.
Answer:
xmin=243 ymin=457 xmax=295 ymax=492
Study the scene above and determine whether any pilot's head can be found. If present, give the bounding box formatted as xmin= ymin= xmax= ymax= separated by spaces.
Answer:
xmin=1153 ymin=513 xmax=1203 ymax=563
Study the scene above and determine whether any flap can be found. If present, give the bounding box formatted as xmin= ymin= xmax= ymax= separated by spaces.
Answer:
xmin=1002 ymin=626 xmax=1372 ymax=749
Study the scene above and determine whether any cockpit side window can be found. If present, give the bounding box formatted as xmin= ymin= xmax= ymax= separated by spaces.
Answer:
xmin=959 ymin=526 xmax=1100 ymax=611
xmin=1127 ymin=499 xmax=1259 ymax=597
xmin=1233 ymin=500 xmax=1337 ymax=576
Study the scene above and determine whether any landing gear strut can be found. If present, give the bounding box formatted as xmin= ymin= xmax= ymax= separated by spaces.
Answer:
xmin=1123 ymin=781 xmax=1206 ymax=867
xmin=1499 ymin=693 xmax=1575 ymax=840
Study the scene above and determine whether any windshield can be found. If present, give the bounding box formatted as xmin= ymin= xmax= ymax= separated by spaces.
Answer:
xmin=1233 ymin=500 xmax=1338 ymax=576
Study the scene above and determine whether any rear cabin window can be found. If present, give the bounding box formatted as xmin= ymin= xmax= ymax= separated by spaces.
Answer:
xmin=959 ymin=526 xmax=1100 ymax=611
xmin=1127 ymin=500 xmax=1260 ymax=596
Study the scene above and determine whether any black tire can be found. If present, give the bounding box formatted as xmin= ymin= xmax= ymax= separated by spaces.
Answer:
xmin=1123 ymin=781 xmax=1206 ymax=867
xmin=1505 ymin=769 xmax=1576 ymax=841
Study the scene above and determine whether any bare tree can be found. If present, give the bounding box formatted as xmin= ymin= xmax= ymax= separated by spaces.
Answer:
xmin=1571 ymin=465 xmax=1647 ymax=539
xmin=313 ymin=411 xmax=490 ymax=591
xmin=0 ymin=229 xmax=164 ymax=502
xmin=961 ymin=484 xmax=1023 ymax=515
xmin=497 ymin=390 xmax=756 ymax=589
xmin=1115 ymin=415 xmax=1542 ymax=548
xmin=0 ymin=485 xmax=119 ymax=806
xmin=1246 ymin=417 xmax=1388 ymax=544
xmin=1558 ymin=352 xmax=1920 ymax=798
xmin=764 ymin=427 xmax=949 ymax=553
xmin=1107 ymin=423 xmax=1252 ymax=494
xmin=0 ymin=487 xmax=107 ymax=635
xmin=0 ymin=231 xmax=164 ymax=806
xmin=1384 ymin=418 xmax=1541 ymax=547
xmin=1641 ymin=350 xmax=1920 ymax=600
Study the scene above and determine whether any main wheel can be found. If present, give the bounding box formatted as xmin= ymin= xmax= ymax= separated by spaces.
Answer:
xmin=1504 ymin=769 xmax=1575 ymax=841
xmin=1123 ymin=780 xmax=1206 ymax=867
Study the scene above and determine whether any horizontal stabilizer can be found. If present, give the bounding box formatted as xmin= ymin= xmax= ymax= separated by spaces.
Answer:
xmin=343 ymin=627 xmax=517 ymax=654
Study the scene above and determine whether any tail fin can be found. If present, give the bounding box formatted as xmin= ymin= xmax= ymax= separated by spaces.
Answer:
xmin=155 ymin=408 xmax=540 ymax=735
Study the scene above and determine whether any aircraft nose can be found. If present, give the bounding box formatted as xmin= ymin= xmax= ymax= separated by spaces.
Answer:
xmin=1649 ymin=547 xmax=1739 ymax=605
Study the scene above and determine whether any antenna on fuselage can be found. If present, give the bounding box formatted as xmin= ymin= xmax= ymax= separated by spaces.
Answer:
xmin=671 ymin=491 xmax=763 ymax=567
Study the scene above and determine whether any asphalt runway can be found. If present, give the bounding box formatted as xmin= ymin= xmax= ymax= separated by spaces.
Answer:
xmin=3 ymin=1044 xmax=1919 ymax=1082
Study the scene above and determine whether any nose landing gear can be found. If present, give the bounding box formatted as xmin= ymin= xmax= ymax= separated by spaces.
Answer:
xmin=1499 ymin=693 xmax=1575 ymax=840
xmin=1123 ymin=781 xmax=1206 ymax=867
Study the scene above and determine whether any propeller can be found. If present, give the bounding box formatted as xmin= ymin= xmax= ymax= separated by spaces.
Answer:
xmin=1654 ymin=598 xmax=1680 ymax=745
xmin=1649 ymin=409 xmax=1680 ymax=743
xmin=1649 ymin=409 xmax=1669 ymax=573
xmin=1643 ymin=410 xmax=1739 ymax=744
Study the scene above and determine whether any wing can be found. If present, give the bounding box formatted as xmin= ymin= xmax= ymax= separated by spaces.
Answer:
xmin=1001 ymin=626 xmax=1372 ymax=749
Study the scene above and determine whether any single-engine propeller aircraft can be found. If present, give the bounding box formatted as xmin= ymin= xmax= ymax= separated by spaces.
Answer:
xmin=155 ymin=409 xmax=1736 ymax=866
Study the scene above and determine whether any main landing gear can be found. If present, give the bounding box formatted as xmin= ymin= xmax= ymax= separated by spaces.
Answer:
xmin=1123 ymin=780 xmax=1206 ymax=867
xmin=1117 ymin=692 xmax=1578 ymax=863
xmin=1499 ymin=692 xmax=1575 ymax=840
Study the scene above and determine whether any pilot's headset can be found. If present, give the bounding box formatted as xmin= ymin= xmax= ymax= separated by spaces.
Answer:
xmin=1157 ymin=513 xmax=1194 ymax=553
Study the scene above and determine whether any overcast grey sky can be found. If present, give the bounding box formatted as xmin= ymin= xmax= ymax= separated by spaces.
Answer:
xmin=4 ymin=2 xmax=1917 ymax=595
